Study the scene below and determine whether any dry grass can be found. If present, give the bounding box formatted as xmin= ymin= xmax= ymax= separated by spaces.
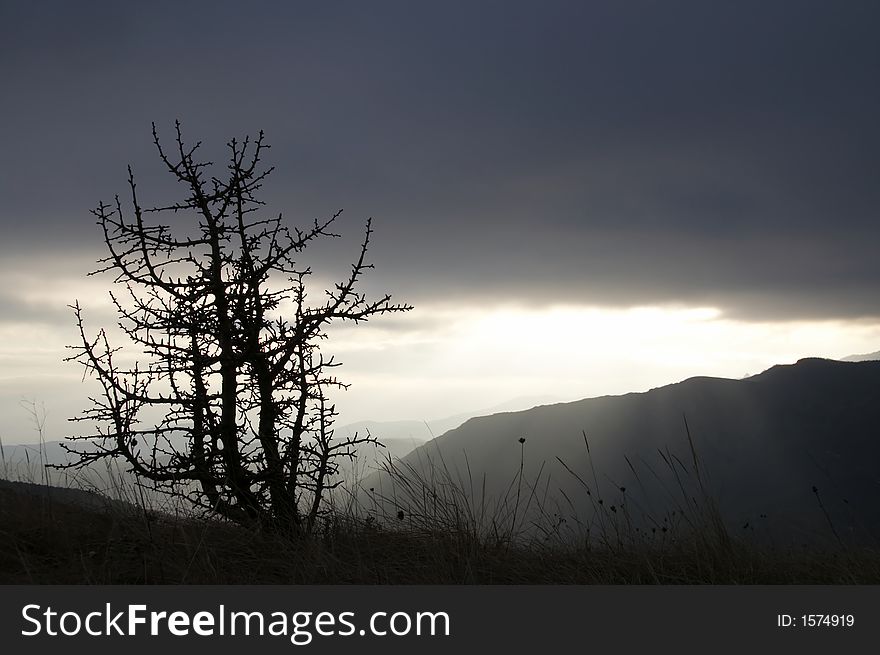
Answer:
xmin=2 ymin=476 xmax=880 ymax=584
xmin=3 ymin=419 xmax=880 ymax=584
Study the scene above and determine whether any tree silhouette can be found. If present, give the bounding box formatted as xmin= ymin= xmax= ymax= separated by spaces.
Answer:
xmin=63 ymin=122 xmax=411 ymax=533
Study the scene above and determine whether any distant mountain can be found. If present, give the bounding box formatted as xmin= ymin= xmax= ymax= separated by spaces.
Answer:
xmin=336 ymin=395 xmax=561 ymax=466
xmin=842 ymin=350 xmax=880 ymax=362
xmin=366 ymin=359 xmax=880 ymax=545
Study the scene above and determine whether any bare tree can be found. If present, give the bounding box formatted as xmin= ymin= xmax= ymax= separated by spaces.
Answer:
xmin=63 ymin=122 xmax=411 ymax=534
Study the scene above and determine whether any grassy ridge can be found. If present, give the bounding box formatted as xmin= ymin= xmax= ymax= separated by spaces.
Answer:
xmin=3 ymin=480 xmax=880 ymax=584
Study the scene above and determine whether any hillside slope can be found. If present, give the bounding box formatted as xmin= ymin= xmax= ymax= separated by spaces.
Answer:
xmin=367 ymin=359 xmax=880 ymax=544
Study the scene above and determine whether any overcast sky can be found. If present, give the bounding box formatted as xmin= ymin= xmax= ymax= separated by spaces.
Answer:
xmin=2 ymin=1 xmax=879 ymax=442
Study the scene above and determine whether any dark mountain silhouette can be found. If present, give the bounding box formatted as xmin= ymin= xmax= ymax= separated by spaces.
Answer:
xmin=367 ymin=358 xmax=880 ymax=545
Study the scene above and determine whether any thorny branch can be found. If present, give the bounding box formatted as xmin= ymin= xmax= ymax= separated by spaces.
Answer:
xmin=62 ymin=122 xmax=412 ymax=533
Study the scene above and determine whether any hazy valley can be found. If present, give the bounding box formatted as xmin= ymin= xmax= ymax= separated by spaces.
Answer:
xmin=5 ymin=358 xmax=879 ymax=547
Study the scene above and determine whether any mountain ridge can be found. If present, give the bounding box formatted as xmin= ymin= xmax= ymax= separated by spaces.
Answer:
xmin=368 ymin=357 xmax=880 ymax=544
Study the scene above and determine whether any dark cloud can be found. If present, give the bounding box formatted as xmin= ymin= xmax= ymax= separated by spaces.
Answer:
xmin=1 ymin=0 xmax=879 ymax=321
